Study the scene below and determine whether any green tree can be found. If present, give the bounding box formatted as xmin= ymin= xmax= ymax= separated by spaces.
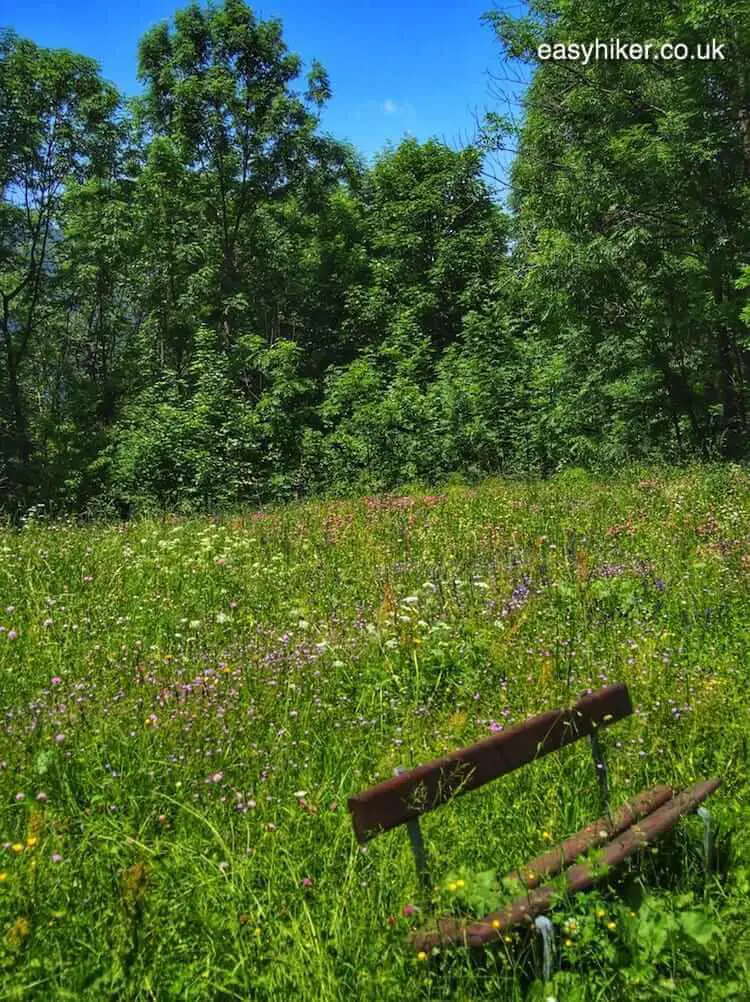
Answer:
xmin=0 ymin=29 xmax=121 ymax=505
xmin=306 ymin=137 xmax=511 ymax=491
xmin=345 ymin=138 xmax=507 ymax=358
xmin=485 ymin=0 xmax=750 ymax=464
xmin=107 ymin=0 xmax=360 ymax=507
xmin=132 ymin=0 xmax=352 ymax=352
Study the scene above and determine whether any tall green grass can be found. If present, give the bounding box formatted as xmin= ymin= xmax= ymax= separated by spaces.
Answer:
xmin=0 ymin=465 xmax=748 ymax=1000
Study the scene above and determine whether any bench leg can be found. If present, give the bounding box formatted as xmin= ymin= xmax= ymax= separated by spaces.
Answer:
xmin=394 ymin=768 xmax=433 ymax=906
xmin=534 ymin=915 xmax=555 ymax=982
xmin=697 ymin=805 xmax=716 ymax=889
xmin=406 ymin=817 xmax=432 ymax=904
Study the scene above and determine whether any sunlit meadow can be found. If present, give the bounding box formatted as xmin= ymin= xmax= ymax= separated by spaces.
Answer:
xmin=1 ymin=466 xmax=749 ymax=1001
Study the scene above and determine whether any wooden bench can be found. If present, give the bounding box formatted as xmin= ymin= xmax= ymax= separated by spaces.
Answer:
xmin=347 ymin=683 xmax=721 ymax=951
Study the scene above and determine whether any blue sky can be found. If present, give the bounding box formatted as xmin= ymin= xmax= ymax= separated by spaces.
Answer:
xmin=5 ymin=0 xmax=529 ymax=164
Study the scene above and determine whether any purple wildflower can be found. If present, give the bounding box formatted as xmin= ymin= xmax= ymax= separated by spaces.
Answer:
xmin=595 ymin=564 xmax=626 ymax=579
xmin=502 ymin=576 xmax=532 ymax=616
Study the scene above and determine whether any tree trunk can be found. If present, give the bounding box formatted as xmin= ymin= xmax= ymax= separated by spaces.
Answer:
xmin=1 ymin=297 xmax=30 ymax=467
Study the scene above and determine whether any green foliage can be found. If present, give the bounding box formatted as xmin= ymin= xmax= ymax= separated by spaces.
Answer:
xmin=486 ymin=0 xmax=750 ymax=466
xmin=0 ymin=29 xmax=122 ymax=510
xmin=110 ymin=326 xmax=314 ymax=509
xmin=2 ymin=0 xmax=750 ymax=513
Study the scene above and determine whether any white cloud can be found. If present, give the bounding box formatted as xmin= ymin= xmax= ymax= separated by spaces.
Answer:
xmin=382 ymin=99 xmax=398 ymax=114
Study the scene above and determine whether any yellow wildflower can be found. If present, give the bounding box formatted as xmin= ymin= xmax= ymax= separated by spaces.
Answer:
xmin=11 ymin=844 xmax=23 ymax=855
xmin=607 ymin=921 xmax=617 ymax=931
xmin=417 ymin=951 xmax=427 ymax=961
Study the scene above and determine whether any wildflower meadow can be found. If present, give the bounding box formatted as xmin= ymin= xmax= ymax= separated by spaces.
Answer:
xmin=0 ymin=466 xmax=749 ymax=1000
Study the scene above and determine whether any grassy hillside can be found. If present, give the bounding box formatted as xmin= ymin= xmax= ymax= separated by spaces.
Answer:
xmin=0 ymin=466 xmax=749 ymax=1000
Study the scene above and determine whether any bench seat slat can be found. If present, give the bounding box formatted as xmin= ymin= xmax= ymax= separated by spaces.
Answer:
xmin=349 ymin=684 xmax=632 ymax=843
xmin=411 ymin=777 xmax=722 ymax=951
xmin=508 ymin=783 xmax=673 ymax=891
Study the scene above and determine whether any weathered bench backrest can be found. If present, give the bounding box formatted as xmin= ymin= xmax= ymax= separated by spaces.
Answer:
xmin=348 ymin=683 xmax=632 ymax=844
